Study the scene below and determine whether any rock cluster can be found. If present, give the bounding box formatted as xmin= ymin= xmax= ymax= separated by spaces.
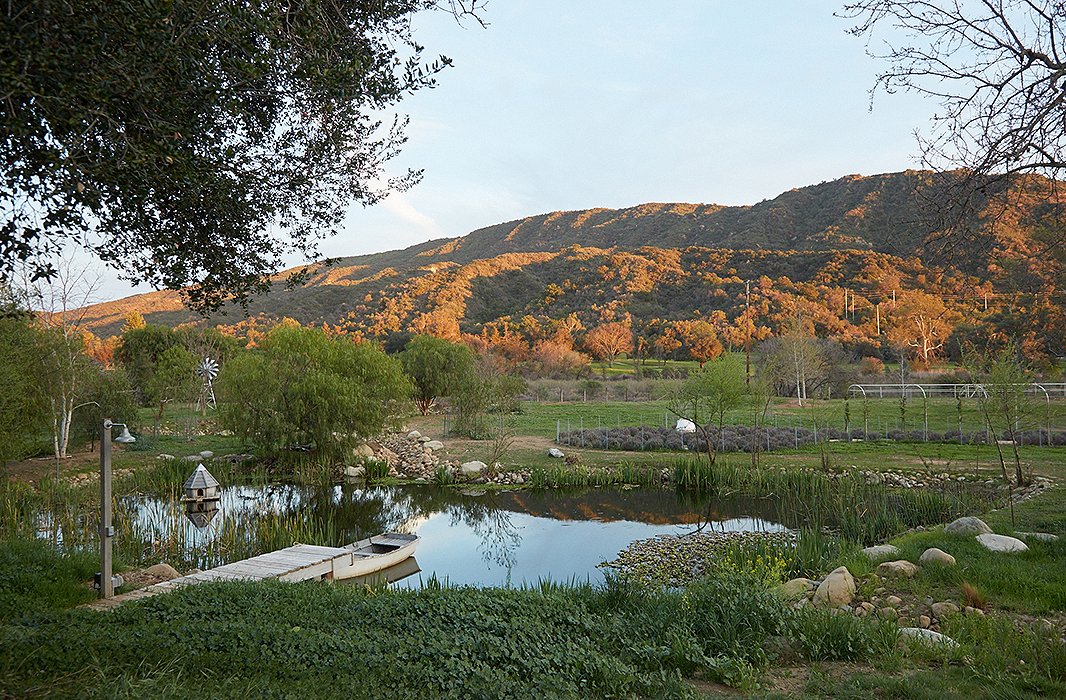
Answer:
xmin=783 ymin=563 xmax=975 ymax=642
xmin=351 ymin=432 xmax=532 ymax=485
xmin=853 ymin=469 xmax=1052 ymax=504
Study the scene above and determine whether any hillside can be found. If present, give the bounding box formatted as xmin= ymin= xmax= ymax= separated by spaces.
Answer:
xmin=76 ymin=170 xmax=1065 ymax=356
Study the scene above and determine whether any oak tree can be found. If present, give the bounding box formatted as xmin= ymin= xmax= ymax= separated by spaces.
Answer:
xmin=583 ymin=321 xmax=634 ymax=368
xmin=2 ymin=0 xmax=480 ymax=310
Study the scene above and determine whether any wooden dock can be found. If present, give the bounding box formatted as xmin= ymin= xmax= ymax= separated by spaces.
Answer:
xmin=86 ymin=543 xmax=352 ymax=611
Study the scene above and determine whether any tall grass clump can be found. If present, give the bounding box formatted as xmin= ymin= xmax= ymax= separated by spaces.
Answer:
xmin=673 ymin=457 xmax=994 ymax=543
xmin=784 ymin=608 xmax=898 ymax=661
xmin=528 ymin=463 xmax=662 ymax=489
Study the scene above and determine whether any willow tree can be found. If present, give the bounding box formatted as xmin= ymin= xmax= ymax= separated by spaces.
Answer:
xmin=399 ymin=335 xmax=476 ymax=415
xmin=1 ymin=1 xmax=481 ymax=310
xmin=217 ymin=325 xmax=411 ymax=457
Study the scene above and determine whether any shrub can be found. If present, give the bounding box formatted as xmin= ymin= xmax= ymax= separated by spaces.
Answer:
xmin=859 ymin=356 xmax=885 ymax=375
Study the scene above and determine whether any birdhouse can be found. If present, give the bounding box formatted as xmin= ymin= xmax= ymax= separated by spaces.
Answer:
xmin=182 ymin=463 xmax=221 ymax=501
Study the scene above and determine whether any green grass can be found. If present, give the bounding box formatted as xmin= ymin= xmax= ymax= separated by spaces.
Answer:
xmin=504 ymin=395 xmax=1066 ymax=442
xmin=0 ymin=568 xmax=785 ymax=698
xmin=878 ymin=526 xmax=1066 ymax=615
xmin=0 ymin=538 xmax=98 ymax=618
xmin=1 ymin=546 xmax=1062 ymax=699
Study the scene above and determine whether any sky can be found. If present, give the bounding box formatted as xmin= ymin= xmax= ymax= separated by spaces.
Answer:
xmin=89 ymin=1 xmax=935 ymax=302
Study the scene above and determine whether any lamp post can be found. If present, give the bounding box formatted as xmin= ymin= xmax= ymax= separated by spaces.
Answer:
xmin=99 ymin=418 xmax=135 ymax=598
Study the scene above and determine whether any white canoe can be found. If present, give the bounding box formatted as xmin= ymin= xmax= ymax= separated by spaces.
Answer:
xmin=332 ymin=532 xmax=419 ymax=580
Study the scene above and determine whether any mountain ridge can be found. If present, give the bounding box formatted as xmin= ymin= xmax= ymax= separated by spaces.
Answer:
xmin=75 ymin=169 xmax=1064 ymax=346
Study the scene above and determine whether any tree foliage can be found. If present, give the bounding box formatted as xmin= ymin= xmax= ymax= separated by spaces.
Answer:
xmin=146 ymin=346 xmax=199 ymax=421
xmin=0 ymin=317 xmax=48 ymax=464
xmin=217 ymin=325 xmax=410 ymax=457
xmin=1 ymin=0 xmax=478 ymax=309
xmin=583 ymin=321 xmax=633 ymax=368
xmin=399 ymin=335 xmax=477 ymax=415
xmin=115 ymin=324 xmax=182 ymax=404
xmin=670 ymin=355 xmax=748 ymax=463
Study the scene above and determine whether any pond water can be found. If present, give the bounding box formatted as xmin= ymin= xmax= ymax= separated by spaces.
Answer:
xmin=121 ymin=484 xmax=787 ymax=587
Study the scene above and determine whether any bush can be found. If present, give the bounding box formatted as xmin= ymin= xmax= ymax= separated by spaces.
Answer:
xmin=217 ymin=325 xmax=411 ymax=458
xmin=859 ymin=356 xmax=885 ymax=375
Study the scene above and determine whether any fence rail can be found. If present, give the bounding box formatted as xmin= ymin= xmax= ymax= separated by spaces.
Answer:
xmin=847 ymin=383 xmax=1066 ymax=399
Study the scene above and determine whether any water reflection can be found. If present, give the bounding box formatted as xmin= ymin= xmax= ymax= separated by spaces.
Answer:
xmin=118 ymin=484 xmax=788 ymax=586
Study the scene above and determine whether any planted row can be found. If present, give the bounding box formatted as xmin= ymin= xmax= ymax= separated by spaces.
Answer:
xmin=558 ymin=424 xmax=1066 ymax=452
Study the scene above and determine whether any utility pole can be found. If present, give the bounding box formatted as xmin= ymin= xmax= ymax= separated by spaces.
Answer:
xmin=875 ymin=303 xmax=881 ymax=335
xmin=744 ymin=280 xmax=751 ymax=386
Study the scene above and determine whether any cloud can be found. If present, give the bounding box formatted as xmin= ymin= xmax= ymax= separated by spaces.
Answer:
xmin=380 ymin=190 xmax=445 ymax=239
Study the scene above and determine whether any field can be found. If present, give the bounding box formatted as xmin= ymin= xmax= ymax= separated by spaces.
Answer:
xmin=3 ymin=392 xmax=1066 ymax=698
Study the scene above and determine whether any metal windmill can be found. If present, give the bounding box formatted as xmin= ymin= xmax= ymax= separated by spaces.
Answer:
xmin=196 ymin=357 xmax=219 ymax=413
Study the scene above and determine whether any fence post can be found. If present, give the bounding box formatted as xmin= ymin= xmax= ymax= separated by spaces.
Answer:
xmin=556 ymin=420 xmax=560 ymax=443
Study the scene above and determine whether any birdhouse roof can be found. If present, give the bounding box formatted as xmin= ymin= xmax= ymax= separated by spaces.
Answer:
xmin=183 ymin=464 xmax=220 ymax=490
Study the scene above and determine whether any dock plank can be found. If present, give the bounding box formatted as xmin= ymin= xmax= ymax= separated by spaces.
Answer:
xmin=83 ymin=535 xmax=413 ymax=610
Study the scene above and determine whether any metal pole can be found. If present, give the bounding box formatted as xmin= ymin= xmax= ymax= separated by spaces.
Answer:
xmin=99 ymin=419 xmax=113 ymax=599
xmin=744 ymin=279 xmax=751 ymax=387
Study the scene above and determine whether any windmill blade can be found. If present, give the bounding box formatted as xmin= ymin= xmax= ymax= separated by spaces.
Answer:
xmin=197 ymin=357 xmax=220 ymax=379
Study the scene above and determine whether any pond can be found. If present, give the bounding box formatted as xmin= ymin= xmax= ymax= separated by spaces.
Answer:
xmin=120 ymin=484 xmax=788 ymax=587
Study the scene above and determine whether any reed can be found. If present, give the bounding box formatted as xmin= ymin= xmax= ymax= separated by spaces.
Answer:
xmin=673 ymin=457 xmax=996 ymax=544
xmin=528 ymin=463 xmax=662 ymax=489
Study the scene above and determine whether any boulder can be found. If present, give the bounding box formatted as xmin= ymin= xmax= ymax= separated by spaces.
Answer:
xmin=976 ymin=533 xmax=1029 ymax=553
xmin=144 ymin=563 xmax=181 ymax=581
xmin=930 ymin=601 xmax=959 ymax=618
xmin=424 ymin=440 xmax=444 ymax=451
xmin=548 ymin=448 xmax=565 ymax=458
xmin=1015 ymin=531 xmax=1059 ymax=542
xmin=899 ymin=627 xmax=959 ymax=649
xmin=418 ymin=435 xmax=431 ymax=443
xmin=918 ymin=615 xmax=931 ymax=629
xmin=350 ymin=443 xmax=375 ymax=460
xmin=919 ymin=548 xmax=956 ymax=566
xmin=862 ymin=544 xmax=900 ymax=561
xmin=812 ymin=567 xmax=855 ymax=608
xmin=885 ymin=595 xmax=903 ymax=607
xmin=944 ymin=516 xmax=993 ymax=536
xmin=876 ymin=560 xmax=920 ymax=578
xmin=344 ymin=465 xmax=366 ymax=479
xmin=182 ymin=455 xmax=201 ymax=462
xmin=198 ymin=450 xmax=214 ymax=459
xmin=407 ymin=430 xmax=421 ymax=440
xmin=460 ymin=461 xmax=487 ymax=477
xmin=775 ymin=578 xmax=817 ymax=601
xmin=157 ymin=454 xmax=176 ymax=460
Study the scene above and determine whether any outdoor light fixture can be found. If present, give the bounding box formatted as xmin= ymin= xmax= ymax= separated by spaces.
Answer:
xmin=113 ymin=424 xmax=136 ymax=444
xmin=97 ymin=419 xmax=135 ymax=599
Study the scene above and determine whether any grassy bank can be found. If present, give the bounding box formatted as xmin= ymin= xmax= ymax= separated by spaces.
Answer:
xmin=1 ymin=537 xmax=1064 ymax=699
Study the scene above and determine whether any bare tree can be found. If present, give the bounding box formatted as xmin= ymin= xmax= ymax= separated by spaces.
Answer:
xmin=21 ymin=254 xmax=101 ymax=460
xmin=843 ymin=1 xmax=1066 ymax=179
xmin=842 ymin=1 xmax=1066 ymax=258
